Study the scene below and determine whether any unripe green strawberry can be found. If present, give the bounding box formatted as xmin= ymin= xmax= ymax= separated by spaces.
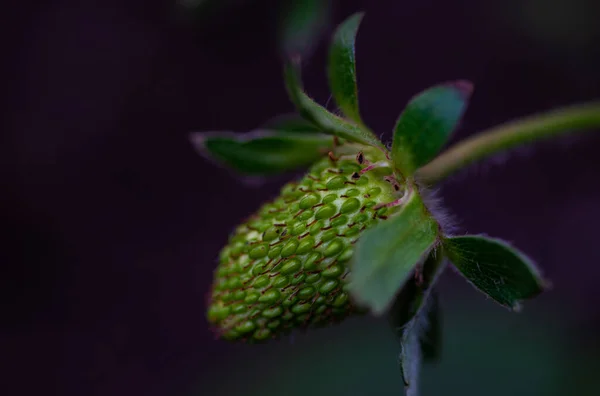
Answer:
xmin=207 ymin=143 xmax=405 ymax=342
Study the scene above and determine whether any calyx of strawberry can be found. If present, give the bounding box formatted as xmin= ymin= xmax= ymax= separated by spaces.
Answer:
xmin=192 ymin=11 xmax=551 ymax=396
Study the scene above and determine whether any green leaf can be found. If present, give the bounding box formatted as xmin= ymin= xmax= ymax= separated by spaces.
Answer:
xmin=392 ymin=81 xmax=473 ymax=176
xmin=283 ymin=61 xmax=384 ymax=149
xmin=279 ymin=0 xmax=330 ymax=59
xmin=327 ymin=12 xmax=364 ymax=124
xmin=444 ymin=235 xmax=549 ymax=311
xmin=349 ymin=193 xmax=439 ymax=315
xmin=190 ymin=129 xmax=333 ymax=175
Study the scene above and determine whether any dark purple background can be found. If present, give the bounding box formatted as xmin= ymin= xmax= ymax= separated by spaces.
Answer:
xmin=3 ymin=0 xmax=600 ymax=395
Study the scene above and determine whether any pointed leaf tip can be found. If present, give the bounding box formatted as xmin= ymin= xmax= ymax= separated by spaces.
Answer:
xmin=444 ymin=235 xmax=549 ymax=310
xmin=391 ymin=81 xmax=473 ymax=176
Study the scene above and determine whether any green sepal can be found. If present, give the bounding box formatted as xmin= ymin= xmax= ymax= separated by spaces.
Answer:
xmin=392 ymin=81 xmax=473 ymax=176
xmin=327 ymin=12 xmax=364 ymax=124
xmin=349 ymin=192 xmax=439 ymax=315
xmin=283 ymin=60 xmax=384 ymax=149
xmin=443 ymin=235 xmax=550 ymax=311
xmin=190 ymin=129 xmax=333 ymax=176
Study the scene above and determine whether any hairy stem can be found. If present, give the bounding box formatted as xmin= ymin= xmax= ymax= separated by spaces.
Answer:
xmin=416 ymin=102 xmax=600 ymax=185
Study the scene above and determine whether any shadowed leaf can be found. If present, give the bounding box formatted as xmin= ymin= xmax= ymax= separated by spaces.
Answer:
xmin=388 ymin=250 xmax=445 ymax=364
xmin=388 ymin=250 xmax=444 ymax=332
xmin=420 ymin=291 xmax=442 ymax=361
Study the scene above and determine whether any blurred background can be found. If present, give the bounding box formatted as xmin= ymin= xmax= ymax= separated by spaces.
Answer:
xmin=3 ymin=0 xmax=600 ymax=395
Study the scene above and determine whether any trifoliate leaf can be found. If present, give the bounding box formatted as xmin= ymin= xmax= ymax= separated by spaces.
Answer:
xmin=278 ymin=0 xmax=330 ymax=59
xmin=283 ymin=61 xmax=385 ymax=149
xmin=392 ymin=81 xmax=473 ymax=176
xmin=443 ymin=235 xmax=549 ymax=311
xmin=328 ymin=12 xmax=364 ymax=124
xmin=190 ymin=129 xmax=333 ymax=175
xmin=349 ymin=192 xmax=439 ymax=315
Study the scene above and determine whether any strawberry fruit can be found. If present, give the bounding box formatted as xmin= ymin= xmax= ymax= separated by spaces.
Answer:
xmin=207 ymin=144 xmax=405 ymax=341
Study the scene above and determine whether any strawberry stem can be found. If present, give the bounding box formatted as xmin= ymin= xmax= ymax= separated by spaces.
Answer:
xmin=416 ymin=101 xmax=600 ymax=185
